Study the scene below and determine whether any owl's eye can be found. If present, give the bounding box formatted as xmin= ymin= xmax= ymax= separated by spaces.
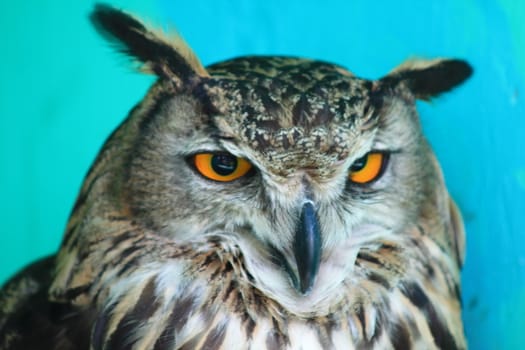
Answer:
xmin=193 ymin=153 xmax=253 ymax=182
xmin=348 ymin=152 xmax=387 ymax=184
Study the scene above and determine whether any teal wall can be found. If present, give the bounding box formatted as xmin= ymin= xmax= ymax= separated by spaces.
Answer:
xmin=1 ymin=1 xmax=524 ymax=348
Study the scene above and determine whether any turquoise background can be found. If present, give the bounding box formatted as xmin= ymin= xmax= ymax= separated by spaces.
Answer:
xmin=1 ymin=1 xmax=524 ymax=348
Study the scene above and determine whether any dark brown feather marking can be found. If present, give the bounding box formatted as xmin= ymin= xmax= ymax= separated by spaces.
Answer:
xmin=152 ymin=317 xmax=176 ymax=350
xmin=356 ymin=251 xmax=382 ymax=266
xmin=92 ymin=302 xmax=116 ymax=349
xmin=313 ymin=317 xmax=335 ymax=349
xmin=389 ymin=319 xmax=412 ymax=350
xmin=178 ymin=336 xmax=203 ymax=350
xmin=201 ymin=324 xmax=227 ymax=349
xmin=152 ymin=295 xmax=199 ymax=350
xmin=143 ymin=90 xmax=178 ymax=132
xmin=367 ymin=272 xmax=391 ymax=289
xmin=265 ymin=330 xmax=283 ymax=350
xmin=355 ymin=304 xmax=366 ymax=339
xmin=292 ymin=94 xmax=310 ymax=126
xmin=104 ymin=281 xmax=161 ymax=350
xmin=243 ymin=314 xmax=256 ymax=341
xmin=129 ymin=278 xmax=159 ymax=320
xmin=172 ymin=295 xmax=197 ymax=332
xmin=62 ymin=284 xmax=92 ymax=300
xmin=402 ymin=282 xmax=458 ymax=350
xmin=115 ymin=253 xmax=147 ymax=277
xmin=222 ymin=279 xmax=238 ymax=303
xmin=355 ymin=305 xmax=385 ymax=349
xmin=62 ymin=222 xmax=79 ymax=248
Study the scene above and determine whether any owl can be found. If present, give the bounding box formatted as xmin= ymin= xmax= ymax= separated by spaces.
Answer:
xmin=0 ymin=4 xmax=471 ymax=350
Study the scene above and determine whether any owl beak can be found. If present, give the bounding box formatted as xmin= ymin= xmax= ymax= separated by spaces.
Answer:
xmin=293 ymin=200 xmax=322 ymax=295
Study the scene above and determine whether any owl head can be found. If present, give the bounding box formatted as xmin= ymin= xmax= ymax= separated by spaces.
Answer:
xmin=64 ymin=5 xmax=471 ymax=307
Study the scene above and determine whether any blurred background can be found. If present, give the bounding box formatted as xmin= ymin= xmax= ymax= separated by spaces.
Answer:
xmin=1 ymin=1 xmax=523 ymax=348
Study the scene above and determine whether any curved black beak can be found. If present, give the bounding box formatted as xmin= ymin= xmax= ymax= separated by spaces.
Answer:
xmin=293 ymin=201 xmax=322 ymax=295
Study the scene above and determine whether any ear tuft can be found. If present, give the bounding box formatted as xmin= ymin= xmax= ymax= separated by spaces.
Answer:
xmin=90 ymin=3 xmax=208 ymax=83
xmin=380 ymin=59 xmax=473 ymax=100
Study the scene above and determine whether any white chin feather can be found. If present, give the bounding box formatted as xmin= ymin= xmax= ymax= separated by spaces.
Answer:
xmin=233 ymin=223 xmax=393 ymax=316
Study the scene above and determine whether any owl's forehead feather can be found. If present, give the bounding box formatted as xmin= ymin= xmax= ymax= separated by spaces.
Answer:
xmin=206 ymin=56 xmax=355 ymax=80
xmin=200 ymin=56 xmax=379 ymax=167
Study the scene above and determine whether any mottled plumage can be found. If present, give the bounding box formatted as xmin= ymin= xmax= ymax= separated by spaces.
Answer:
xmin=0 ymin=4 xmax=471 ymax=349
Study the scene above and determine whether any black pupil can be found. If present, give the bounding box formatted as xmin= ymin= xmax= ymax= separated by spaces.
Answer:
xmin=350 ymin=154 xmax=368 ymax=172
xmin=211 ymin=154 xmax=238 ymax=176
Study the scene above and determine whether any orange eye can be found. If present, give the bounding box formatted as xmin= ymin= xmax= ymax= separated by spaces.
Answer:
xmin=348 ymin=152 xmax=386 ymax=184
xmin=193 ymin=153 xmax=253 ymax=182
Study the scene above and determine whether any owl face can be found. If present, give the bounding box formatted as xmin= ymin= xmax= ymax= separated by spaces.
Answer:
xmin=122 ymin=60 xmax=462 ymax=299
xmin=89 ymin=5 xmax=471 ymax=304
